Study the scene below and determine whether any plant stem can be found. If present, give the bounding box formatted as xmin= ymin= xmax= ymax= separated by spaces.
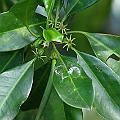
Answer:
xmin=35 ymin=59 xmax=56 ymax=120
xmin=52 ymin=42 xmax=60 ymax=55
xmin=55 ymin=10 xmax=59 ymax=28
xmin=61 ymin=14 xmax=67 ymax=24
xmin=46 ymin=19 xmax=49 ymax=29
xmin=67 ymin=30 xmax=84 ymax=34
xmin=26 ymin=22 xmax=40 ymax=38
xmin=71 ymin=46 xmax=79 ymax=54
xmin=25 ymin=0 xmax=40 ymax=38
xmin=55 ymin=1 xmax=61 ymax=27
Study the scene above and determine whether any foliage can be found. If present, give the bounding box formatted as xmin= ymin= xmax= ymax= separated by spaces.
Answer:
xmin=0 ymin=0 xmax=120 ymax=120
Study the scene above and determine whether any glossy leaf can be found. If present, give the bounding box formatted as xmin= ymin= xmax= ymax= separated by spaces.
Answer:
xmin=10 ymin=0 xmax=42 ymax=24
xmin=21 ymin=62 xmax=51 ymax=111
xmin=77 ymin=52 xmax=120 ymax=120
xmin=43 ymin=0 xmax=55 ymax=20
xmin=82 ymin=32 xmax=120 ymax=62
xmin=68 ymin=0 xmax=112 ymax=55
xmin=0 ymin=59 xmax=34 ymax=120
xmin=43 ymin=28 xmax=63 ymax=42
xmin=88 ymin=38 xmax=112 ymax=62
xmin=82 ymin=32 xmax=120 ymax=78
xmin=44 ymin=87 xmax=83 ymax=120
xmin=64 ymin=103 xmax=83 ymax=120
xmin=65 ymin=0 xmax=99 ymax=17
xmin=0 ymin=49 xmax=24 ymax=73
xmin=107 ymin=58 xmax=120 ymax=77
xmin=53 ymin=55 xmax=94 ymax=109
xmin=44 ymin=87 xmax=66 ymax=120
xmin=0 ymin=12 xmax=45 ymax=51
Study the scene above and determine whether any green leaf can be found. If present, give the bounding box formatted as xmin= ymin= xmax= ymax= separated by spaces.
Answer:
xmin=21 ymin=62 xmax=51 ymax=111
xmin=0 ymin=49 xmax=24 ymax=73
xmin=63 ymin=0 xmax=99 ymax=21
xmin=82 ymin=32 xmax=120 ymax=78
xmin=64 ymin=103 xmax=83 ymax=120
xmin=53 ymin=55 xmax=94 ymax=109
xmin=55 ymin=0 xmax=64 ymax=12
xmin=43 ymin=28 xmax=63 ymax=42
xmin=76 ymin=52 xmax=120 ymax=120
xmin=44 ymin=87 xmax=83 ymax=120
xmin=43 ymin=0 xmax=55 ymax=19
xmin=0 ymin=12 xmax=45 ymax=51
xmin=82 ymin=32 xmax=120 ymax=62
xmin=107 ymin=58 xmax=120 ymax=77
xmin=10 ymin=0 xmax=42 ymax=24
xmin=35 ymin=59 xmax=56 ymax=120
xmin=0 ymin=59 xmax=34 ymax=120
xmin=44 ymin=87 xmax=66 ymax=120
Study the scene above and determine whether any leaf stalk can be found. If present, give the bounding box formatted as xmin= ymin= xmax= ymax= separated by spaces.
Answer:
xmin=35 ymin=59 xmax=56 ymax=120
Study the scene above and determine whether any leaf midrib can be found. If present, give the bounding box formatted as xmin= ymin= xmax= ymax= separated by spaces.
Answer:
xmin=78 ymin=53 xmax=120 ymax=109
xmin=85 ymin=32 xmax=120 ymax=58
xmin=58 ymin=55 xmax=89 ymax=108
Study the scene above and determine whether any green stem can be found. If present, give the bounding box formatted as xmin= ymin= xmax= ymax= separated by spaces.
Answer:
xmin=35 ymin=59 xmax=56 ymax=120
xmin=55 ymin=11 xmax=59 ymax=27
xmin=46 ymin=19 xmax=49 ymax=29
xmin=52 ymin=42 xmax=60 ymax=55
xmin=55 ymin=1 xmax=61 ymax=27
xmin=71 ymin=46 xmax=79 ymax=54
xmin=61 ymin=15 xmax=67 ymax=24
xmin=25 ymin=0 xmax=40 ymax=38
xmin=26 ymin=22 xmax=40 ymax=38
xmin=61 ymin=5 xmax=67 ymax=24
xmin=67 ymin=30 xmax=84 ymax=34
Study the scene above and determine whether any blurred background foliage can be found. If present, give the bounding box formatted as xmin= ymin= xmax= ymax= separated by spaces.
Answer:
xmin=0 ymin=0 xmax=16 ymax=12
xmin=69 ymin=0 xmax=112 ymax=55
xmin=0 ymin=0 xmax=120 ymax=119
